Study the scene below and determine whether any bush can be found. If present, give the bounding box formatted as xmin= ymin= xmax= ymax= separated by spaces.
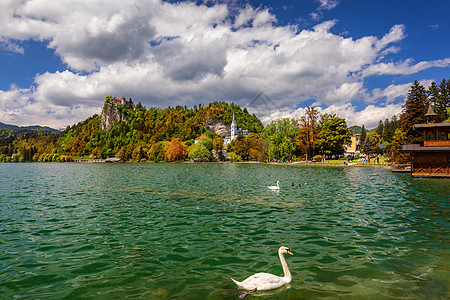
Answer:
xmin=188 ymin=142 xmax=211 ymax=161
xmin=227 ymin=152 xmax=242 ymax=162
xmin=313 ymin=155 xmax=323 ymax=161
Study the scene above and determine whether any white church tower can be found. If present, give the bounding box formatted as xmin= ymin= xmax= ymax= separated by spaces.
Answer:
xmin=230 ymin=110 xmax=237 ymax=141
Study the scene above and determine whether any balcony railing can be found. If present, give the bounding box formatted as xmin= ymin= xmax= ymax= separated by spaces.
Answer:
xmin=424 ymin=140 xmax=450 ymax=147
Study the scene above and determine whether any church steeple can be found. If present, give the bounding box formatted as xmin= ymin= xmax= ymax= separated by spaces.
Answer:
xmin=231 ymin=110 xmax=237 ymax=140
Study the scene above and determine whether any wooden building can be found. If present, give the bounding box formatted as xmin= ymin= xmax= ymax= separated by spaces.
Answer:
xmin=402 ymin=105 xmax=450 ymax=178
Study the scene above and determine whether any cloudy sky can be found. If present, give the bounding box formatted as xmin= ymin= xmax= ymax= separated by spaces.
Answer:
xmin=1 ymin=0 xmax=449 ymax=129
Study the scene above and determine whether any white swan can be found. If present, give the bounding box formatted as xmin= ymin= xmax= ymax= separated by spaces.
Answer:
xmin=231 ymin=246 xmax=293 ymax=298
xmin=268 ymin=181 xmax=280 ymax=190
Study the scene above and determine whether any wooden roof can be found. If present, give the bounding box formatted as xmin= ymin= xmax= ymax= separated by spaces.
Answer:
xmin=413 ymin=122 xmax=450 ymax=129
xmin=424 ymin=104 xmax=438 ymax=116
xmin=403 ymin=144 xmax=450 ymax=152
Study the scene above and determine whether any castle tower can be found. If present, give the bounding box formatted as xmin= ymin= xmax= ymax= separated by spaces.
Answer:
xmin=231 ymin=110 xmax=237 ymax=140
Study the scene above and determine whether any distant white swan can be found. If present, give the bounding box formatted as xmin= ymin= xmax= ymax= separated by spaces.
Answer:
xmin=268 ymin=181 xmax=280 ymax=190
xmin=231 ymin=246 xmax=293 ymax=298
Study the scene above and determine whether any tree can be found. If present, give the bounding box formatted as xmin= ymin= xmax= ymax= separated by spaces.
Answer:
xmin=390 ymin=128 xmax=409 ymax=163
xmin=212 ymin=136 xmax=225 ymax=161
xmin=188 ymin=142 xmax=211 ymax=161
xmin=296 ymin=106 xmax=320 ymax=160
xmin=227 ymin=152 xmax=242 ymax=162
xmin=148 ymin=141 xmax=168 ymax=162
xmin=200 ymin=137 xmax=213 ymax=152
xmin=375 ymin=120 xmax=384 ymax=136
xmin=263 ymin=118 xmax=297 ymax=161
xmin=279 ymin=136 xmax=295 ymax=160
xmin=242 ymin=133 xmax=263 ymax=161
xmin=362 ymin=132 xmax=381 ymax=155
xmin=317 ymin=114 xmax=352 ymax=157
xmin=131 ymin=146 xmax=145 ymax=162
xmin=212 ymin=136 xmax=224 ymax=152
xmin=428 ymin=78 xmax=450 ymax=120
xmin=116 ymin=146 xmax=126 ymax=161
xmin=166 ymin=138 xmax=187 ymax=162
xmin=400 ymin=80 xmax=428 ymax=144
xmin=438 ymin=78 xmax=450 ymax=120
xmin=383 ymin=115 xmax=398 ymax=143
xmin=233 ymin=136 xmax=249 ymax=160
xmin=359 ymin=125 xmax=366 ymax=153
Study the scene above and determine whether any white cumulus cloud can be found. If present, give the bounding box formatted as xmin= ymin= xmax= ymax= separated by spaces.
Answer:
xmin=0 ymin=0 xmax=448 ymax=129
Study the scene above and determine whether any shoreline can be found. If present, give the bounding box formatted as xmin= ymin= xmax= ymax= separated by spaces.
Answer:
xmin=236 ymin=161 xmax=393 ymax=169
xmin=1 ymin=160 xmax=395 ymax=169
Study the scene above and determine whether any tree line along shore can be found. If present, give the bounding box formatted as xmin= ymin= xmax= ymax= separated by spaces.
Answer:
xmin=0 ymin=77 xmax=449 ymax=164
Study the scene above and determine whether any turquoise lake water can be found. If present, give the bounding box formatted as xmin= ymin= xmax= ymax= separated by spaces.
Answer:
xmin=0 ymin=163 xmax=449 ymax=299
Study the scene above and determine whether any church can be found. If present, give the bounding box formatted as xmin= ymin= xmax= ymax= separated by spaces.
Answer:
xmin=223 ymin=111 xmax=249 ymax=145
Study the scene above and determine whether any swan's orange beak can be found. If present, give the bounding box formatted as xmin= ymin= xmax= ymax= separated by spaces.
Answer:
xmin=287 ymin=250 xmax=293 ymax=255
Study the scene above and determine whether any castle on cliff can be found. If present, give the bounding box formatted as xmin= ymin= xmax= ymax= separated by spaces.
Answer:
xmin=107 ymin=96 xmax=132 ymax=108
xmin=101 ymin=96 xmax=133 ymax=131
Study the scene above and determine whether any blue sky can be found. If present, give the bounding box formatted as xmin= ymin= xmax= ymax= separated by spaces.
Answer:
xmin=1 ymin=0 xmax=449 ymax=129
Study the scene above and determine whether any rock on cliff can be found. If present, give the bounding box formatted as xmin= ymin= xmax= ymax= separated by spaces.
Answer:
xmin=205 ymin=119 xmax=229 ymax=136
xmin=101 ymin=96 xmax=133 ymax=131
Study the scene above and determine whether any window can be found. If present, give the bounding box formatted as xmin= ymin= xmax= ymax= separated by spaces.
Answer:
xmin=438 ymin=129 xmax=448 ymax=141
xmin=426 ymin=130 xmax=437 ymax=141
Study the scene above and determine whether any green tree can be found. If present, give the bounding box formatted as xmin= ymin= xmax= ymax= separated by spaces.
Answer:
xmin=375 ymin=120 xmax=384 ymax=136
xmin=438 ymin=78 xmax=450 ymax=120
xmin=362 ymin=132 xmax=381 ymax=155
xmin=317 ymin=114 xmax=352 ymax=157
xmin=383 ymin=115 xmax=398 ymax=143
xmin=400 ymin=80 xmax=428 ymax=144
xmin=427 ymin=81 xmax=441 ymax=116
xmin=359 ymin=125 xmax=366 ymax=153
xmin=131 ymin=146 xmax=145 ymax=162
xmin=200 ymin=137 xmax=213 ymax=152
xmin=427 ymin=78 xmax=450 ymax=120
xmin=148 ymin=141 xmax=167 ymax=162
xmin=390 ymin=128 xmax=409 ymax=163
xmin=188 ymin=142 xmax=211 ymax=161
xmin=227 ymin=152 xmax=242 ymax=162
xmin=263 ymin=118 xmax=297 ymax=161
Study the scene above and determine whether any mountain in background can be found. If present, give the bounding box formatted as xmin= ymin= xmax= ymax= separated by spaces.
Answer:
xmin=0 ymin=122 xmax=60 ymax=133
xmin=349 ymin=125 xmax=365 ymax=135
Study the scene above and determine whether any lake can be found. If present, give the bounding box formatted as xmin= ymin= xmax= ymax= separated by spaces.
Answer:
xmin=0 ymin=163 xmax=449 ymax=299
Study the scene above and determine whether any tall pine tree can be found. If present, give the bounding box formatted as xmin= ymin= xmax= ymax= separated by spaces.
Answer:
xmin=400 ymin=80 xmax=428 ymax=144
xmin=428 ymin=78 xmax=450 ymax=120
xmin=438 ymin=78 xmax=450 ymax=119
xmin=359 ymin=125 xmax=366 ymax=153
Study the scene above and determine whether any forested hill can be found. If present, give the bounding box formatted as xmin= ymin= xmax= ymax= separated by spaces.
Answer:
xmin=0 ymin=98 xmax=264 ymax=162
xmin=0 ymin=122 xmax=59 ymax=137
xmin=60 ymin=99 xmax=263 ymax=160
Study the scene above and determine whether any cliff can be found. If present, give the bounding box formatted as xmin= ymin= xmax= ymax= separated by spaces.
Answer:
xmin=205 ymin=119 xmax=229 ymax=136
xmin=101 ymin=96 xmax=133 ymax=131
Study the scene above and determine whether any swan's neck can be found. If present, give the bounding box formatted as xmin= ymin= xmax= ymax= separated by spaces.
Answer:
xmin=279 ymin=251 xmax=291 ymax=282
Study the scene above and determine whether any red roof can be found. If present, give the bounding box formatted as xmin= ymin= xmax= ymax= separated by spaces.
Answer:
xmin=195 ymin=134 xmax=207 ymax=140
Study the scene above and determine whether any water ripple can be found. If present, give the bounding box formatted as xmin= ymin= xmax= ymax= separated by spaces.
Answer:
xmin=0 ymin=163 xmax=448 ymax=299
